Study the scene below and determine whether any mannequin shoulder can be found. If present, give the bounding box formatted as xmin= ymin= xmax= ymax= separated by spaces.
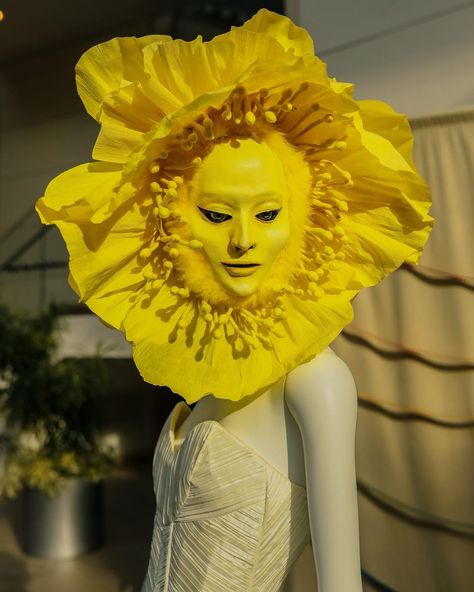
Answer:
xmin=284 ymin=348 xmax=357 ymax=424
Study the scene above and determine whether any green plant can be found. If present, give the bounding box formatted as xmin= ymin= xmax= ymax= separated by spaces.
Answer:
xmin=0 ymin=304 xmax=117 ymax=497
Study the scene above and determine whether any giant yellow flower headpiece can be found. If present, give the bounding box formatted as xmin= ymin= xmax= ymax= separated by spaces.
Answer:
xmin=36 ymin=9 xmax=433 ymax=403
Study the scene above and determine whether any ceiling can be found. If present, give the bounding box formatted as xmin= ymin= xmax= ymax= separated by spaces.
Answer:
xmin=1 ymin=0 xmax=471 ymax=65
xmin=0 ymin=0 xmax=283 ymax=64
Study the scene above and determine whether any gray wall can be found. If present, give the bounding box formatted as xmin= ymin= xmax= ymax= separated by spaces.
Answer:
xmin=289 ymin=0 xmax=474 ymax=117
xmin=0 ymin=24 xmax=150 ymax=311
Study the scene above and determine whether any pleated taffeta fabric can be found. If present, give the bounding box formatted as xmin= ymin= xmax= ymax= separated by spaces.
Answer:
xmin=141 ymin=402 xmax=310 ymax=592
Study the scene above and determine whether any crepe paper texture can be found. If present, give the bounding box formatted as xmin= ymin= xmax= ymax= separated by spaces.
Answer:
xmin=36 ymin=9 xmax=433 ymax=403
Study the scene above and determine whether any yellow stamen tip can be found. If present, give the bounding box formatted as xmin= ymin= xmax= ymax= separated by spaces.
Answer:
xmin=150 ymin=182 xmax=162 ymax=193
xmin=168 ymin=247 xmax=179 ymax=258
xmin=309 ymin=284 xmax=324 ymax=298
xmin=158 ymin=206 xmax=171 ymax=219
xmin=139 ymin=247 xmax=152 ymax=259
xmin=337 ymin=200 xmax=349 ymax=212
xmin=314 ymin=228 xmax=333 ymax=240
xmin=264 ymin=111 xmax=277 ymax=123
xmin=245 ymin=111 xmax=256 ymax=125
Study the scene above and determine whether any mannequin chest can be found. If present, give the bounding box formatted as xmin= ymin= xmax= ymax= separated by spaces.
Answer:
xmin=175 ymin=377 xmax=307 ymax=488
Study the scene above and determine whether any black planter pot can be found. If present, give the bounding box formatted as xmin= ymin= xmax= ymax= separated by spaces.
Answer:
xmin=21 ymin=478 xmax=103 ymax=559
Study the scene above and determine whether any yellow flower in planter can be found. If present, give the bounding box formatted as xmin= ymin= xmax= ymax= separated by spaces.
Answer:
xmin=58 ymin=452 xmax=81 ymax=475
xmin=36 ymin=9 xmax=432 ymax=403
xmin=26 ymin=457 xmax=61 ymax=494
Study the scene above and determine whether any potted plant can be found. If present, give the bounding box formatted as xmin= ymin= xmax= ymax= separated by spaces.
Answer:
xmin=0 ymin=304 xmax=117 ymax=558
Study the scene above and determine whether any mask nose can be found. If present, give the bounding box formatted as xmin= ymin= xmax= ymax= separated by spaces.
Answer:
xmin=230 ymin=217 xmax=256 ymax=253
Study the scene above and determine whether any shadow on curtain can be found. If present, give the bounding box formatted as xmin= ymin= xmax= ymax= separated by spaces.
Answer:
xmin=332 ymin=110 xmax=474 ymax=591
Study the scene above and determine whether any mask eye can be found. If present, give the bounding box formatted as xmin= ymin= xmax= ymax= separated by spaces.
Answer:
xmin=256 ymin=209 xmax=281 ymax=222
xmin=198 ymin=207 xmax=232 ymax=224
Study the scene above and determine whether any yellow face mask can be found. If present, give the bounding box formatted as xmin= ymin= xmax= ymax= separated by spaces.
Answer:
xmin=185 ymin=140 xmax=290 ymax=297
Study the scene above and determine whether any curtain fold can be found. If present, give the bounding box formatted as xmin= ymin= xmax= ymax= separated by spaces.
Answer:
xmin=332 ymin=111 xmax=474 ymax=591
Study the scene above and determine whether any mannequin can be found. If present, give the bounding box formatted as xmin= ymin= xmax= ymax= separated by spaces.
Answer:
xmin=143 ymin=138 xmax=362 ymax=591
xmin=34 ymin=9 xmax=432 ymax=592
xmin=176 ymin=350 xmax=360 ymax=591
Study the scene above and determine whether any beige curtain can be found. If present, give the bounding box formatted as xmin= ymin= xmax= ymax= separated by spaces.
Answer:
xmin=331 ymin=111 xmax=474 ymax=591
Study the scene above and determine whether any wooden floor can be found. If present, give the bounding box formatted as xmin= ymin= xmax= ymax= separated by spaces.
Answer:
xmin=0 ymin=462 xmax=156 ymax=592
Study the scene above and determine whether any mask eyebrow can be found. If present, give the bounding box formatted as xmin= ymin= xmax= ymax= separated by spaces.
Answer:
xmin=201 ymin=191 xmax=282 ymax=199
xmin=199 ymin=191 xmax=283 ymax=206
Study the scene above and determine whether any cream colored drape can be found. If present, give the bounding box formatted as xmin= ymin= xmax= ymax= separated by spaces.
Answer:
xmin=331 ymin=111 xmax=474 ymax=591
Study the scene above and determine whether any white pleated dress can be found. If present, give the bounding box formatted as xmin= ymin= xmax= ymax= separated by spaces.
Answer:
xmin=141 ymin=401 xmax=310 ymax=592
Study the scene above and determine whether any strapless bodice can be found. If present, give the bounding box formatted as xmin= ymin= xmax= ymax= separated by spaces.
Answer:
xmin=141 ymin=401 xmax=310 ymax=592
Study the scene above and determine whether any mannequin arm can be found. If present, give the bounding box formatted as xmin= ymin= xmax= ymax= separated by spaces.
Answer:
xmin=285 ymin=349 xmax=362 ymax=592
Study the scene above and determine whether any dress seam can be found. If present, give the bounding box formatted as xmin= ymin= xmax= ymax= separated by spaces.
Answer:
xmin=247 ymin=466 xmax=268 ymax=592
xmin=173 ymin=422 xmax=214 ymax=522
xmin=162 ymin=521 xmax=174 ymax=592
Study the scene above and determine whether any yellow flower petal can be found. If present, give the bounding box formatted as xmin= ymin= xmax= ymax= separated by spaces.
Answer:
xmin=36 ymin=162 xmax=123 ymax=221
xmin=358 ymin=99 xmax=416 ymax=169
xmin=124 ymin=285 xmax=354 ymax=403
xmin=352 ymin=111 xmax=413 ymax=172
xmin=241 ymin=8 xmax=315 ymax=56
xmin=54 ymin=200 xmax=149 ymax=328
xmin=76 ymin=35 xmax=172 ymax=121
xmin=37 ymin=10 xmax=433 ymax=402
